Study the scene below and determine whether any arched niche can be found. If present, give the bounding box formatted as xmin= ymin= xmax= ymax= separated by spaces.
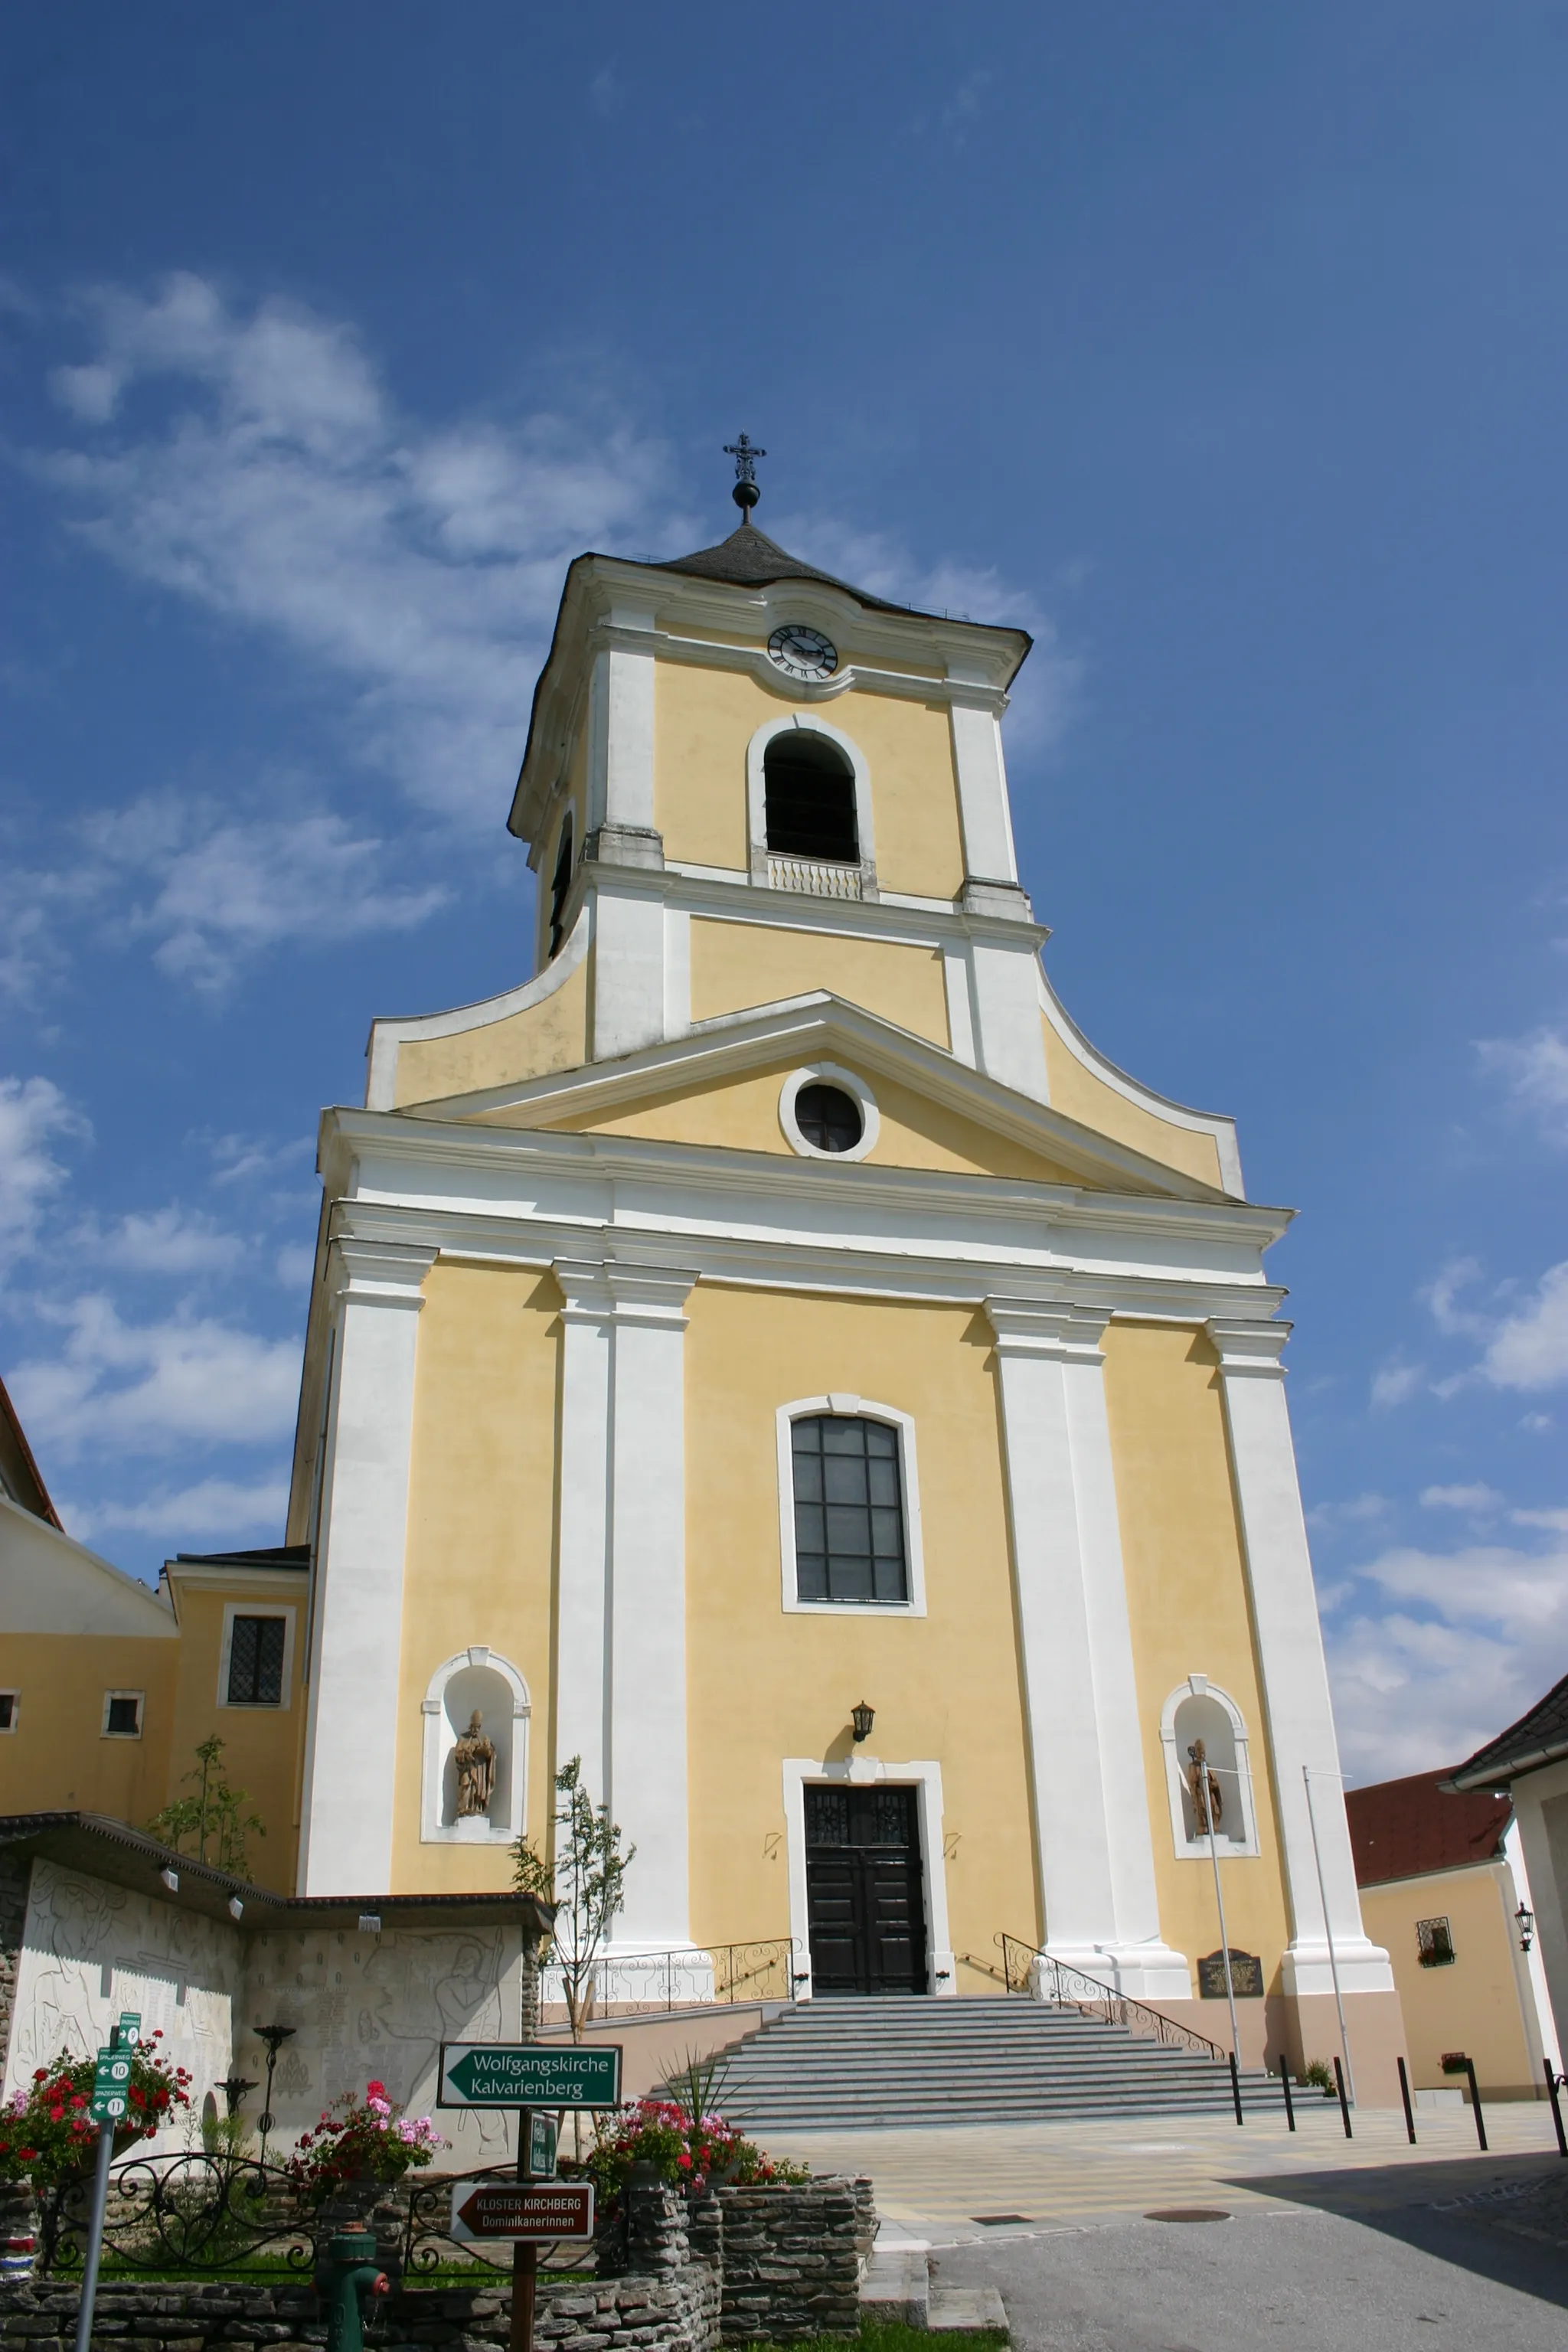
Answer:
xmin=420 ymin=1647 xmax=530 ymax=1845
xmin=1159 ymin=1674 xmax=1260 ymax=1858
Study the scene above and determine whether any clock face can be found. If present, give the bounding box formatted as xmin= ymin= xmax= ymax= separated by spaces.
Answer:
xmin=767 ymin=623 xmax=838 ymax=682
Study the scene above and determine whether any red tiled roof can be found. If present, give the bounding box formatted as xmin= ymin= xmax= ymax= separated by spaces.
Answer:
xmin=1345 ymin=1769 xmax=1510 ymax=1888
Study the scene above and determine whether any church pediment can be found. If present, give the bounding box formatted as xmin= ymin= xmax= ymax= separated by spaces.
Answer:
xmin=397 ymin=994 xmax=1230 ymax=1202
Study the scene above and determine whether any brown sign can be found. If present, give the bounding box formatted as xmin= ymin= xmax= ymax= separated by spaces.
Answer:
xmin=449 ymin=2181 xmax=596 ymax=2243
xmin=1197 ymin=1949 xmax=1263 ymax=1999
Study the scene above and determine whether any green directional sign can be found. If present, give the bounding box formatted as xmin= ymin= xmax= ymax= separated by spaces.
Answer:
xmin=90 ymin=2046 xmax=132 ymax=2124
xmin=438 ymin=2043 xmax=622 ymax=2110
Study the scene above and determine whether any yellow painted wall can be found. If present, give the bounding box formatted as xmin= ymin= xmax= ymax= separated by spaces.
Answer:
xmin=539 ymin=1057 xmax=1084 ymax=1185
xmin=681 ymin=1285 xmax=1037 ymax=1989
xmin=392 ymin=949 xmax=590 ymax=1109
xmin=163 ymin=1576 xmax=307 ymax=1890
xmin=1041 ymin=1018 xmax=1226 ymax=1191
xmin=1101 ymin=1321 xmax=1293 ymax=1983
xmin=689 ymin=919 xmax=951 ymax=1048
xmin=654 ymin=660 xmax=966 ymax=899
xmin=0 ymin=1635 xmax=179 ymax=1821
xmin=1361 ymin=1864 xmax=1542 ymax=2096
xmin=391 ymin=1262 xmax=562 ymax=1890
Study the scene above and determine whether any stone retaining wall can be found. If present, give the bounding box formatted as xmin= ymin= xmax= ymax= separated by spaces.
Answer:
xmin=0 ymin=2177 xmax=874 ymax=2352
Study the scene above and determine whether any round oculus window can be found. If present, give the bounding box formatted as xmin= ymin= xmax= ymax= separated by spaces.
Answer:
xmin=794 ymin=1083 xmax=864 ymax=1154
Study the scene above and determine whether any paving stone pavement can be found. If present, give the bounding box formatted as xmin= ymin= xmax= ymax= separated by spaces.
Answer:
xmin=765 ymin=2101 xmax=1563 ymax=2236
xmin=771 ymin=2105 xmax=1568 ymax=2348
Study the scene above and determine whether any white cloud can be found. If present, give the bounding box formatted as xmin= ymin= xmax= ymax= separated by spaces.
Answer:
xmin=7 ymin=1293 xmax=300 ymax=1462
xmin=1422 ymin=1257 xmax=1487 ymax=1338
xmin=275 ymin=1243 xmax=315 ymax=1288
xmin=63 ymin=1475 xmax=290 ymax=1547
xmin=1420 ymin=1482 xmax=1504 ymax=1512
xmin=1515 ymin=1505 xmax=1568 ymax=1533
xmin=1482 ymin=1262 xmax=1568 ymax=1391
xmin=1478 ymin=1025 xmax=1568 ymax=1139
xmin=0 ymin=1076 xmax=89 ymax=1259
xmin=1371 ymin=1356 xmax=1423 ymax=1407
xmin=38 ymin=275 xmax=687 ymax=822
xmin=1323 ymin=1532 xmax=1568 ymax=1779
xmin=70 ymin=1204 xmax=243 ymax=1276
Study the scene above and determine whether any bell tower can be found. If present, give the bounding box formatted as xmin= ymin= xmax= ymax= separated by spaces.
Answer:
xmin=506 ymin=443 xmax=1054 ymax=1102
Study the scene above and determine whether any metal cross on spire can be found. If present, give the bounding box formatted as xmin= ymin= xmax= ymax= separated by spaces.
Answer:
xmin=724 ymin=433 xmax=766 ymax=517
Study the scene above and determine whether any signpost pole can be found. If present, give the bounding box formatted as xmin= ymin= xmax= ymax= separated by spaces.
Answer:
xmin=74 ymin=2013 xmax=139 ymax=2352
xmin=71 ymin=2119 xmax=115 ymax=2352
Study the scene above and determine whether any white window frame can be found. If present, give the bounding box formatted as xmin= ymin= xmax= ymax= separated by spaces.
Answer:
xmin=217 ymin=1602 xmax=297 ymax=1710
xmin=0 ymin=1690 xmax=18 ymax=1733
xmin=1159 ymin=1674 xmax=1260 ymax=1859
xmin=746 ymin=713 xmax=878 ymax=891
xmin=102 ymin=1690 xmax=145 ymax=1740
xmin=779 ymin=1065 xmax=880 ymax=1164
xmin=781 ymin=1754 xmax=955 ymax=1997
xmin=776 ymin=1394 xmax=926 ymax=1617
xmin=420 ymin=1645 xmax=531 ymax=1845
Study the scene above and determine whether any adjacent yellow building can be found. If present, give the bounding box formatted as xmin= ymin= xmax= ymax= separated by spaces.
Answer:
xmin=2 ymin=489 xmax=1406 ymax=2096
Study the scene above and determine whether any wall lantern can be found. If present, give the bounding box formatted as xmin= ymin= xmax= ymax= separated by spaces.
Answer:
xmin=850 ymin=1701 xmax=875 ymax=1744
xmin=1517 ymin=1903 xmax=1537 ymax=1954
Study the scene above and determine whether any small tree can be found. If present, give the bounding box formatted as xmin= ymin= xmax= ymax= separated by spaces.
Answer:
xmin=513 ymin=1756 xmax=635 ymax=2041
xmin=146 ymin=1735 xmax=266 ymax=1876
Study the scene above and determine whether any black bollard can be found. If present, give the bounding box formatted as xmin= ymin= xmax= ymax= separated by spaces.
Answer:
xmin=1547 ymin=2061 xmax=1568 ymax=2159
xmin=1230 ymin=2050 xmax=1243 ymax=2126
xmin=1464 ymin=2059 xmax=1488 ymax=2153
xmin=1332 ymin=2053 xmax=1353 ymax=2140
xmin=1396 ymin=2055 xmax=1416 ymax=2145
xmin=1279 ymin=2061 xmax=1295 ymax=2133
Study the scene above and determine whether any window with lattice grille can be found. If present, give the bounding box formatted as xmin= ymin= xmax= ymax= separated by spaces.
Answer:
xmin=1416 ymin=1916 xmax=1456 ymax=1968
xmin=227 ymin=1615 xmax=286 ymax=1706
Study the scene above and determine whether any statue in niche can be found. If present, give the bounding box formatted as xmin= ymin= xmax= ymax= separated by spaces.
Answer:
xmin=453 ymin=1711 xmax=497 ymax=1818
xmin=1185 ymin=1738 xmax=1223 ymax=1837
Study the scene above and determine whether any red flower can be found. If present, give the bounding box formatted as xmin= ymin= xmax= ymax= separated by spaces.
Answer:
xmin=676 ymin=2153 xmax=691 ymax=2170
xmin=70 ymin=2096 xmax=87 ymax=2110
xmin=18 ymin=2148 xmax=37 ymax=2163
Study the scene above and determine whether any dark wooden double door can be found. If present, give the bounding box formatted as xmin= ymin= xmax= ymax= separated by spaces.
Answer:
xmin=805 ymin=1784 xmax=926 ymax=1994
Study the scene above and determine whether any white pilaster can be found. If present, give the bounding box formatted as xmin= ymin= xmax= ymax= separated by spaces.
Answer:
xmin=551 ymin=1255 xmax=700 ymax=1955
xmin=948 ymin=688 xmax=1020 ymax=884
xmin=553 ymin=1261 xmax=616 ymax=1799
xmin=298 ymin=1238 xmax=435 ymax=1896
xmin=606 ymin=1263 xmax=698 ymax=1949
xmin=986 ymin=1298 xmax=1191 ymax=1995
xmin=590 ymin=883 xmax=668 ymax=1060
xmin=1206 ymin=1318 xmax=1394 ymax=1996
xmin=967 ymin=934 xmax=1051 ymax=1104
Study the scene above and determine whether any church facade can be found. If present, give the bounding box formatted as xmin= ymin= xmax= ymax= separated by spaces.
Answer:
xmin=274 ymin=493 xmax=1403 ymax=2089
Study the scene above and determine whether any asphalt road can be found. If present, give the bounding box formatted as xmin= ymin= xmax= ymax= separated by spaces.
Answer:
xmin=934 ymin=2193 xmax=1568 ymax=2351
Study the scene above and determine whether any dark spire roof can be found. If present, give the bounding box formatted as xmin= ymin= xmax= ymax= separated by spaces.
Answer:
xmin=1446 ymin=1668 xmax=1568 ymax=1789
xmin=655 ymin=521 xmax=913 ymax=616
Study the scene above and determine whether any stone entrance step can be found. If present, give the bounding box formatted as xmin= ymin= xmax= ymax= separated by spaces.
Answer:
xmin=861 ymin=2235 xmax=1008 ymax=2335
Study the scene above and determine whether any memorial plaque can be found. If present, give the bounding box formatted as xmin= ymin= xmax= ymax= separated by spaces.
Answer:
xmin=1197 ymin=1948 xmax=1263 ymax=1999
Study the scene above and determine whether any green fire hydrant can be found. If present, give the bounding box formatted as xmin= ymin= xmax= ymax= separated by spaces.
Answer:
xmin=314 ymin=2225 xmax=390 ymax=2352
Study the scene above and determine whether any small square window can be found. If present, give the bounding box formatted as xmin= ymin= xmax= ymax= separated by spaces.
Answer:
xmin=1416 ymin=1916 xmax=1455 ymax=1968
xmin=103 ymin=1692 xmax=143 ymax=1739
xmin=227 ymin=1615 xmax=286 ymax=1706
xmin=0 ymin=1691 xmax=17 ymax=1733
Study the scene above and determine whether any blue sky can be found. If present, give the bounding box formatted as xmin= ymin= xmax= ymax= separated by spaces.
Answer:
xmin=3 ymin=3 xmax=1566 ymax=1782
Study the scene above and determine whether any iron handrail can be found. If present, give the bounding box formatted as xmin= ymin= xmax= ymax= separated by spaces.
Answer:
xmin=995 ymin=1931 xmax=1227 ymax=2063
xmin=543 ymin=1936 xmax=805 ymax=2014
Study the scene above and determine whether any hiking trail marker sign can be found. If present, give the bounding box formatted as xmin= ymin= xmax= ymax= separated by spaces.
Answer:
xmin=436 ymin=2043 xmax=622 ymax=2110
xmin=449 ymin=2180 xmax=595 ymax=2243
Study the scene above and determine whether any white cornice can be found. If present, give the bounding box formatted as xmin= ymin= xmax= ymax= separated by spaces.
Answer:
xmin=559 ymin=856 xmax=1049 ymax=950
xmin=324 ymin=1191 xmax=1289 ymax=1324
